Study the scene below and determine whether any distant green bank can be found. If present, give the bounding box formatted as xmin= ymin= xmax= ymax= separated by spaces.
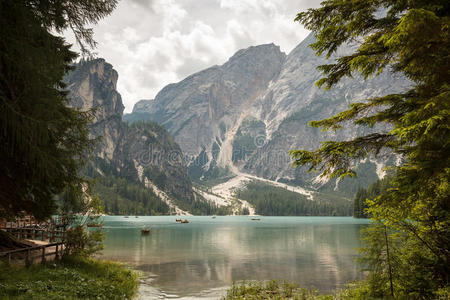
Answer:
xmin=0 ymin=257 xmax=138 ymax=299
xmin=235 ymin=181 xmax=352 ymax=216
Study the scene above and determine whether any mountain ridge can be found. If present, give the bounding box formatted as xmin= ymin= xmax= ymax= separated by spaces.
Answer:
xmin=126 ymin=32 xmax=410 ymax=202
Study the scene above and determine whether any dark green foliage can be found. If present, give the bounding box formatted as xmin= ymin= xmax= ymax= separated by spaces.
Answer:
xmin=236 ymin=182 xmax=352 ymax=216
xmin=358 ymin=222 xmax=450 ymax=299
xmin=57 ymin=185 xmax=106 ymax=257
xmin=292 ymin=0 xmax=450 ymax=179
xmin=187 ymin=199 xmax=230 ymax=216
xmin=202 ymin=165 xmax=233 ymax=183
xmin=0 ymin=257 xmax=137 ymax=299
xmin=224 ymin=280 xmax=318 ymax=300
xmin=0 ymin=2 xmax=81 ymax=219
xmin=28 ymin=0 xmax=118 ymax=56
xmin=84 ymin=160 xmax=170 ymax=216
xmin=225 ymin=279 xmax=450 ymax=299
xmin=191 ymin=154 xmax=234 ymax=187
xmin=242 ymin=207 xmax=250 ymax=215
xmin=130 ymin=120 xmax=179 ymax=150
xmin=86 ymin=157 xmax=224 ymax=216
xmin=144 ymin=166 xmax=168 ymax=190
xmin=232 ymin=119 xmax=266 ymax=162
xmin=93 ymin=180 xmax=169 ymax=215
xmin=0 ymin=0 xmax=117 ymax=220
xmin=65 ymin=225 xmax=104 ymax=258
xmin=232 ymin=133 xmax=257 ymax=162
xmin=353 ymin=177 xmax=391 ymax=218
xmin=292 ymin=0 xmax=450 ymax=297
xmin=188 ymin=149 xmax=209 ymax=181
xmin=353 ymin=189 xmax=368 ymax=219
xmin=79 ymin=118 xmax=198 ymax=216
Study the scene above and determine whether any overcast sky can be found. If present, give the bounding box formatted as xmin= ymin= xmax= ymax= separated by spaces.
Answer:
xmin=65 ymin=0 xmax=322 ymax=113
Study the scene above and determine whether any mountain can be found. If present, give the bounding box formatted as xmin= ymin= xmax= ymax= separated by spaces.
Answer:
xmin=126 ymin=43 xmax=285 ymax=166
xmin=65 ymin=59 xmax=219 ymax=215
xmin=241 ymin=33 xmax=409 ymax=195
xmin=126 ymin=33 xmax=409 ymax=203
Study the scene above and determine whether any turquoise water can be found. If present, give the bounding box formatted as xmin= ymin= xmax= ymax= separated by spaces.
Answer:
xmin=99 ymin=216 xmax=370 ymax=299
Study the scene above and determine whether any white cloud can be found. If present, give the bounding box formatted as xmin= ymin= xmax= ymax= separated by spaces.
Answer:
xmin=64 ymin=0 xmax=321 ymax=112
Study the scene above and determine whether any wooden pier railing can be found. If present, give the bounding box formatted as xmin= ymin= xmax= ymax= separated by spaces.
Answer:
xmin=0 ymin=242 xmax=65 ymax=266
xmin=1 ymin=227 xmax=66 ymax=242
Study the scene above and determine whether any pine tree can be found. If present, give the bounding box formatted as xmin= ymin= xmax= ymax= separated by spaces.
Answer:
xmin=358 ymin=223 xmax=399 ymax=298
xmin=353 ymin=189 xmax=362 ymax=218
xmin=292 ymin=0 xmax=450 ymax=296
xmin=0 ymin=0 xmax=117 ymax=220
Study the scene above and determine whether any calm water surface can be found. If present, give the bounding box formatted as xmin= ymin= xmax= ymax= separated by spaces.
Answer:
xmin=99 ymin=216 xmax=370 ymax=299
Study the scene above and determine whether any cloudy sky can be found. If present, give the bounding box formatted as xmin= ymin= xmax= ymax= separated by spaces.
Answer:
xmin=65 ymin=0 xmax=321 ymax=113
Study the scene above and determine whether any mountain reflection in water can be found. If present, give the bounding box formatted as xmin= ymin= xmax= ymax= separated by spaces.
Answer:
xmin=99 ymin=216 xmax=370 ymax=299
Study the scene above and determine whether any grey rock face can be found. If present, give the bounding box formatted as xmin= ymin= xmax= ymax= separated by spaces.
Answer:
xmin=66 ymin=59 xmax=194 ymax=205
xmin=244 ymin=34 xmax=409 ymax=189
xmin=127 ymin=33 xmax=410 ymax=195
xmin=66 ymin=59 xmax=124 ymax=161
xmin=131 ymin=44 xmax=286 ymax=164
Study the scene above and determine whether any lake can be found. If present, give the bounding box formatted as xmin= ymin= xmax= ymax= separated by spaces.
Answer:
xmin=99 ymin=216 xmax=370 ymax=299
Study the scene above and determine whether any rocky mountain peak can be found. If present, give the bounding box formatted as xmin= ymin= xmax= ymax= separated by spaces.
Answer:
xmin=126 ymin=33 xmax=410 ymax=198
xmin=66 ymin=59 xmax=123 ymax=118
xmin=65 ymin=59 xmax=124 ymax=160
xmin=132 ymin=99 xmax=154 ymax=114
xmin=126 ymin=42 xmax=287 ymax=165
xmin=224 ymin=43 xmax=286 ymax=70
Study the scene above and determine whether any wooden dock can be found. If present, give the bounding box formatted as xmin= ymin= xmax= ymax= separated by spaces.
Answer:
xmin=1 ymin=227 xmax=66 ymax=243
xmin=0 ymin=241 xmax=65 ymax=266
xmin=0 ymin=219 xmax=68 ymax=266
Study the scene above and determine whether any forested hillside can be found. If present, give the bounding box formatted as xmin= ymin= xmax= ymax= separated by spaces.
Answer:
xmin=353 ymin=177 xmax=391 ymax=219
xmin=65 ymin=59 xmax=219 ymax=215
xmin=236 ymin=182 xmax=352 ymax=216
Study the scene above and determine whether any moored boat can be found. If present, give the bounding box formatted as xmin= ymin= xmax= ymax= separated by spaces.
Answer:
xmin=87 ymin=223 xmax=103 ymax=228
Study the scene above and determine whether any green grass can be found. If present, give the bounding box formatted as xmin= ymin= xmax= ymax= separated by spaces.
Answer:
xmin=0 ymin=256 xmax=138 ymax=299
xmin=223 ymin=280 xmax=381 ymax=300
xmin=224 ymin=280 xmax=323 ymax=299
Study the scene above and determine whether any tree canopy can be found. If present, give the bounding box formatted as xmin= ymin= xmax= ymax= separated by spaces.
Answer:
xmin=0 ymin=0 xmax=117 ymax=220
xmin=292 ymin=0 xmax=449 ymax=297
